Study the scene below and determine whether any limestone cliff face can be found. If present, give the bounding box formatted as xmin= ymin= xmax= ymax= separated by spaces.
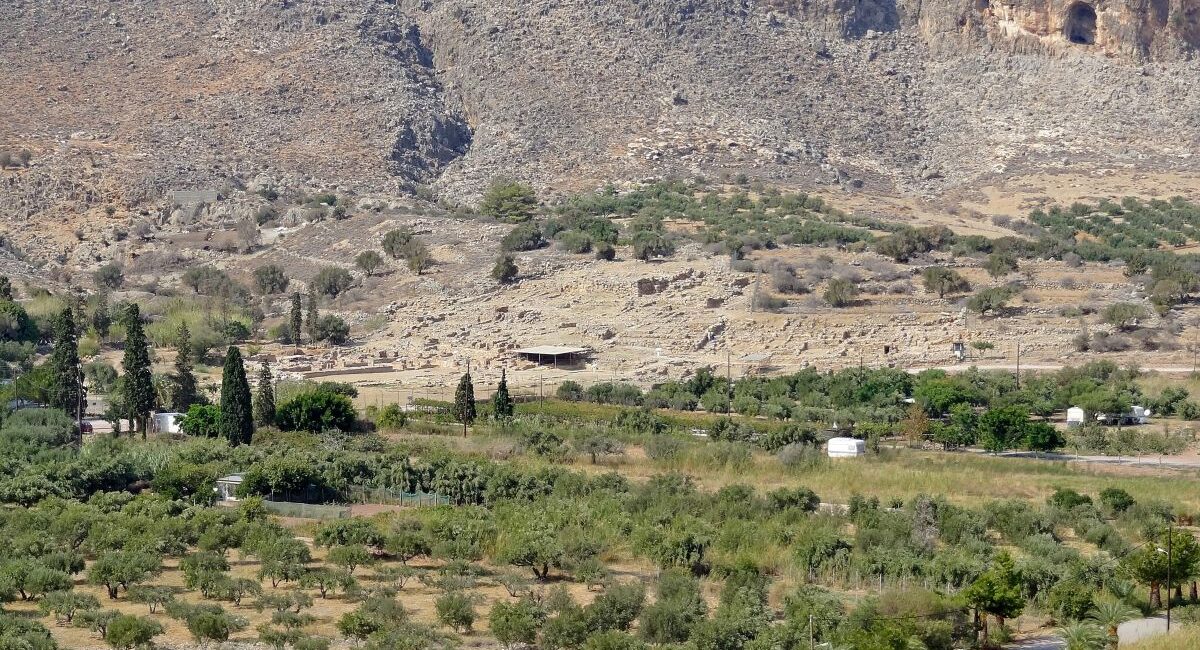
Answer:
xmin=915 ymin=0 xmax=1200 ymax=58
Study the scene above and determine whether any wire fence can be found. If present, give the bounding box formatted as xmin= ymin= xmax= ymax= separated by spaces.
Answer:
xmin=346 ymin=487 xmax=449 ymax=507
xmin=260 ymin=486 xmax=449 ymax=511
xmin=262 ymin=500 xmax=351 ymax=520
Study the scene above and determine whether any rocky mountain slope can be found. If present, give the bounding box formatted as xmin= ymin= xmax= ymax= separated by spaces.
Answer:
xmin=3 ymin=0 xmax=1200 ymax=259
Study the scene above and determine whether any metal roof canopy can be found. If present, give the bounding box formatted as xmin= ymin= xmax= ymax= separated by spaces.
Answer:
xmin=514 ymin=346 xmax=590 ymax=356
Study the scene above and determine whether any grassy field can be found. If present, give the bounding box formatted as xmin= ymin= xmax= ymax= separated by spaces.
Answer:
xmin=388 ymin=427 xmax=1200 ymax=513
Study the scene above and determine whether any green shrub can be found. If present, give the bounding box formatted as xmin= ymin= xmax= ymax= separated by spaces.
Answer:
xmin=94 ymin=264 xmax=124 ymax=290
xmin=355 ymin=251 xmax=384 ymax=277
xmin=275 ymin=391 xmax=357 ymax=433
xmin=179 ymin=405 xmax=221 ymax=437
xmin=492 ymin=255 xmax=519 ymax=284
xmin=823 ymin=278 xmax=858 ymax=307
xmin=585 ymin=382 xmax=644 ymax=406
xmin=558 ymin=231 xmax=593 ymax=254
xmin=1101 ymin=302 xmax=1147 ymax=330
xmin=983 ymin=252 xmax=1019 ymax=277
xmin=382 ymin=228 xmax=415 ymax=259
xmin=374 ymin=404 xmax=408 ymax=430
xmin=104 ymin=614 xmax=163 ymax=650
xmin=434 ymin=591 xmax=477 ymax=633
xmin=0 ymin=300 xmax=39 ymax=343
xmin=631 ymin=231 xmax=674 ymax=261
xmin=967 ymin=286 xmax=1016 ymax=315
xmin=482 ymin=180 xmax=538 ymax=223
xmin=253 ymin=265 xmax=290 ymax=295
xmin=1099 ymin=488 xmax=1136 ymax=515
xmin=921 ymin=267 xmax=970 ymax=298
xmin=312 ymin=267 xmax=353 ymax=298
xmin=310 ymin=315 xmax=349 ymax=345
xmin=556 ymin=381 xmax=584 ymax=401
xmin=182 ymin=266 xmax=242 ymax=298
xmin=501 ymin=223 xmax=546 ymax=252
xmin=490 ymin=597 xmax=544 ymax=646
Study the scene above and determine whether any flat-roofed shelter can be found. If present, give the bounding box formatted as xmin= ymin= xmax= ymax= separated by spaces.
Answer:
xmin=514 ymin=345 xmax=590 ymax=367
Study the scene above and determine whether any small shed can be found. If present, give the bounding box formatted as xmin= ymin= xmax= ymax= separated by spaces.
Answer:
xmin=1066 ymin=407 xmax=1086 ymax=427
xmin=152 ymin=412 xmax=184 ymax=434
xmin=827 ymin=437 xmax=866 ymax=458
xmin=951 ymin=341 xmax=966 ymax=362
xmin=215 ymin=474 xmax=245 ymax=502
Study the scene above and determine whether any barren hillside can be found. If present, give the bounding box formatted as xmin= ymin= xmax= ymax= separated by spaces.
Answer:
xmin=4 ymin=0 xmax=1200 ymax=240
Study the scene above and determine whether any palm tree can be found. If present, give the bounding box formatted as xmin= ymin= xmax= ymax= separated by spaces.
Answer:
xmin=1058 ymin=621 xmax=1107 ymax=650
xmin=1088 ymin=601 xmax=1139 ymax=648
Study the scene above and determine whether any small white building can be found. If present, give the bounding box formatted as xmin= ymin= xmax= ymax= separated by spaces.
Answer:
xmin=215 ymin=474 xmax=245 ymax=502
xmin=151 ymin=412 xmax=184 ymax=434
xmin=1066 ymin=407 xmax=1086 ymax=427
xmin=827 ymin=437 xmax=866 ymax=458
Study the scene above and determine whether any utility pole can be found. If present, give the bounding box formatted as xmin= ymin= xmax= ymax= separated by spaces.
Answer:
xmin=808 ymin=614 xmax=815 ymax=650
xmin=1167 ymin=520 xmax=1174 ymax=631
xmin=726 ymin=349 xmax=732 ymax=415
xmin=1015 ymin=342 xmax=1021 ymax=389
xmin=75 ymin=362 xmax=84 ymax=445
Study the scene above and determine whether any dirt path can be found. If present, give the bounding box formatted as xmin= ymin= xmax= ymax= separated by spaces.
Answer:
xmin=1118 ymin=615 xmax=1175 ymax=645
xmin=1006 ymin=636 xmax=1064 ymax=650
xmin=1006 ymin=616 xmax=1178 ymax=649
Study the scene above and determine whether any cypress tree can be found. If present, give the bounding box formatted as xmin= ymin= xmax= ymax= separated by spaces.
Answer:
xmin=492 ymin=368 xmax=513 ymax=420
xmin=219 ymin=346 xmax=254 ymax=446
xmin=0 ymin=276 xmax=12 ymax=300
xmin=290 ymin=292 xmax=303 ymax=346
xmin=254 ymin=362 xmax=276 ymax=427
xmin=172 ymin=323 xmax=198 ymax=412
xmin=47 ymin=306 xmax=84 ymax=419
xmin=120 ymin=304 xmax=156 ymax=437
xmin=305 ymin=288 xmax=318 ymax=341
xmin=453 ymin=369 xmax=476 ymax=437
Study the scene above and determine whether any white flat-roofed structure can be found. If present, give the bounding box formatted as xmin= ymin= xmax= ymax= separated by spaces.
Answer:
xmin=827 ymin=437 xmax=866 ymax=458
xmin=152 ymin=412 xmax=184 ymax=434
xmin=514 ymin=346 xmax=590 ymax=367
xmin=216 ymin=474 xmax=245 ymax=502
